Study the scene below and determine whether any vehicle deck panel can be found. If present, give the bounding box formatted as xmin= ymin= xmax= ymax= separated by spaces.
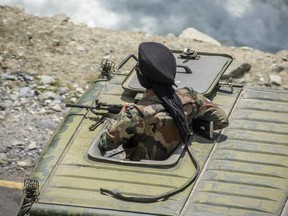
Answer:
xmin=32 ymin=75 xmax=239 ymax=215
xmin=182 ymin=88 xmax=288 ymax=216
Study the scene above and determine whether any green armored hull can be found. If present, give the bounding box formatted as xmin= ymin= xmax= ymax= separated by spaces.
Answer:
xmin=17 ymin=50 xmax=288 ymax=216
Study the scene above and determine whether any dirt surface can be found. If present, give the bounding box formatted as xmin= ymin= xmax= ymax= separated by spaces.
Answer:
xmin=0 ymin=5 xmax=288 ymax=178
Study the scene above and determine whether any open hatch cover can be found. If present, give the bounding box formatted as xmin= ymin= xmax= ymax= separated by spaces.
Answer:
xmin=122 ymin=50 xmax=233 ymax=96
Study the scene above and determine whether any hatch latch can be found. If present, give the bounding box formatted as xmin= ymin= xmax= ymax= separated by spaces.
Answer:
xmin=179 ymin=48 xmax=200 ymax=60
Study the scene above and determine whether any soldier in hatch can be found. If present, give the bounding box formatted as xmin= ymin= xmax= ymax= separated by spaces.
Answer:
xmin=99 ymin=42 xmax=228 ymax=161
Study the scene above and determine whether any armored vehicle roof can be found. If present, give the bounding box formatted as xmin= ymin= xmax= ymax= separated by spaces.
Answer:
xmin=17 ymin=49 xmax=288 ymax=216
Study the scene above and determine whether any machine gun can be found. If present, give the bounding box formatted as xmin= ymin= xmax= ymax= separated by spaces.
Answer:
xmin=66 ymin=100 xmax=131 ymax=131
xmin=66 ymin=100 xmax=126 ymax=114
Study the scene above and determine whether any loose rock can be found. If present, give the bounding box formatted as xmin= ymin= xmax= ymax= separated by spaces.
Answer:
xmin=28 ymin=141 xmax=37 ymax=150
xmin=222 ymin=62 xmax=251 ymax=79
xmin=179 ymin=27 xmax=222 ymax=46
xmin=0 ymin=153 xmax=8 ymax=165
xmin=17 ymin=160 xmax=33 ymax=167
xmin=269 ymin=74 xmax=283 ymax=86
xmin=39 ymin=75 xmax=55 ymax=85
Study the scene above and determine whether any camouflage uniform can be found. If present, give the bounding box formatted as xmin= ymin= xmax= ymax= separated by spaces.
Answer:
xmin=99 ymin=88 xmax=228 ymax=161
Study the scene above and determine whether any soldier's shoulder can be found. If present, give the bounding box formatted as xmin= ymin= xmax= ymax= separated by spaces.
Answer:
xmin=134 ymin=103 xmax=165 ymax=118
xmin=176 ymin=87 xmax=199 ymax=104
xmin=176 ymin=87 xmax=198 ymax=95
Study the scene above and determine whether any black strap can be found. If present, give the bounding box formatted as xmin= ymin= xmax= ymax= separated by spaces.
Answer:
xmin=100 ymin=136 xmax=199 ymax=203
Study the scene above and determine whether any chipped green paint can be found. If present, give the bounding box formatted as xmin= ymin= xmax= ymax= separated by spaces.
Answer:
xmin=30 ymin=80 xmax=106 ymax=186
xmin=181 ymin=88 xmax=288 ymax=216
xmin=17 ymin=52 xmax=288 ymax=216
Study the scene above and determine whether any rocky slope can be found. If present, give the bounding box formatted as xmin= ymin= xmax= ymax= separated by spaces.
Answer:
xmin=0 ymin=5 xmax=287 ymax=177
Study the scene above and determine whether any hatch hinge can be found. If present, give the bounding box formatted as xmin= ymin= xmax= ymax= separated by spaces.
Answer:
xmin=218 ymin=80 xmax=244 ymax=94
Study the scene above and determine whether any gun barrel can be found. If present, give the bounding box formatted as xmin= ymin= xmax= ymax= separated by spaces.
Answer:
xmin=65 ymin=102 xmax=125 ymax=114
xmin=66 ymin=104 xmax=91 ymax=109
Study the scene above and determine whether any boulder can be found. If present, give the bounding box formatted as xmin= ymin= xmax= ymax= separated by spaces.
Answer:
xmin=221 ymin=61 xmax=251 ymax=79
xmin=269 ymin=74 xmax=282 ymax=86
xmin=179 ymin=28 xmax=222 ymax=46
